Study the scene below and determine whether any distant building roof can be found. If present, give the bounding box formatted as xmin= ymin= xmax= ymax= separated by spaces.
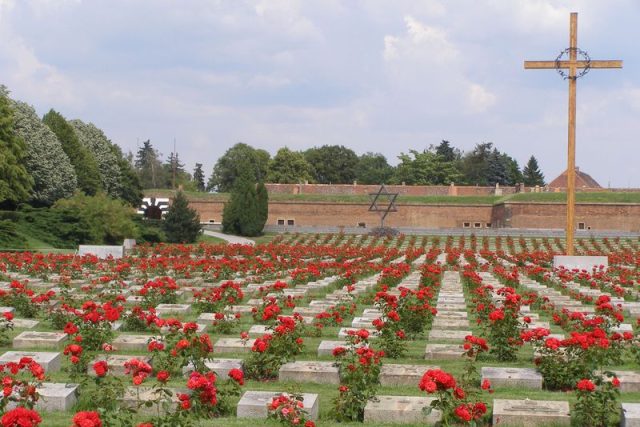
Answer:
xmin=548 ymin=167 xmax=601 ymax=188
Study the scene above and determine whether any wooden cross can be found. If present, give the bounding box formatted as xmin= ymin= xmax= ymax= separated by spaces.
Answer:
xmin=524 ymin=12 xmax=622 ymax=256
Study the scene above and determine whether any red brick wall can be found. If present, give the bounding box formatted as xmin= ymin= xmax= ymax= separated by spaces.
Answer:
xmin=499 ymin=203 xmax=640 ymax=232
xmin=189 ymin=199 xmax=640 ymax=231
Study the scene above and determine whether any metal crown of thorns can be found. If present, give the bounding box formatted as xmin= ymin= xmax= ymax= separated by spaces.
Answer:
xmin=555 ymin=47 xmax=591 ymax=80
xmin=368 ymin=184 xmax=399 ymax=222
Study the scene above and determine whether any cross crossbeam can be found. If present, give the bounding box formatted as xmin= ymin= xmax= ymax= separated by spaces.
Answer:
xmin=524 ymin=12 xmax=622 ymax=256
xmin=524 ymin=60 xmax=622 ymax=70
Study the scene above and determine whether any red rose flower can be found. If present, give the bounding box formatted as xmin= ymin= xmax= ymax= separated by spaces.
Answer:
xmin=576 ymin=379 xmax=595 ymax=392
xmin=156 ymin=371 xmax=170 ymax=383
xmin=93 ymin=360 xmax=108 ymax=377
xmin=71 ymin=411 xmax=101 ymax=427
xmin=1 ymin=407 xmax=42 ymax=427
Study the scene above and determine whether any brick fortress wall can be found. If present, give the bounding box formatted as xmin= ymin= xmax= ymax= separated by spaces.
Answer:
xmin=188 ymin=199 xmax=640 ymax=232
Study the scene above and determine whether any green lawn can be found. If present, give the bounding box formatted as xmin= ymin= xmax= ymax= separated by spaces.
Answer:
xmin=506 ymin=191 xmax=640 ymax=204
xmin=148 ymin=189 xmax=640 ymax=205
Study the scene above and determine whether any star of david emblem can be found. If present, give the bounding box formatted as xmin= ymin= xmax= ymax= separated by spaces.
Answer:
xmin=368 ymin=184 xmax=399 ymax=228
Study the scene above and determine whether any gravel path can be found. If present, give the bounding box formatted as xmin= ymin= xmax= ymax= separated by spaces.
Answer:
xmin=203 ymin=230 xmax=255 ymax=245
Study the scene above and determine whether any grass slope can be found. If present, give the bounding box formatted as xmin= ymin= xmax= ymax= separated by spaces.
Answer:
xmin=148 ymin=189 xmax=640 ymax=205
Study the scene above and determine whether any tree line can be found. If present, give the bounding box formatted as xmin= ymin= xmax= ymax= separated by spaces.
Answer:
xmin=205 ymin=141 xmax=545 ymax=193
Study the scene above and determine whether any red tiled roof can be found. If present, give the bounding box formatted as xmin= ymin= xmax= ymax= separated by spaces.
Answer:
xmin=548 ymin=167 xmax=601 ymax=188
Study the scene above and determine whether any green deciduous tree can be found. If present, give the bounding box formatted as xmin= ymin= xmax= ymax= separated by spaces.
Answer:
xmin=391 ymin=149 xmax=462 ymax=185
xmin=304 ymin=145 xmax=359 ymax=184
xmin=0 ymin=87 xmax=33 ymax=205
xmin=43 ymin=109 xmax=102 ymax=195
xmin=208 ymin=143 xmax=269 ymax=192
xmin=523 ymin=155 xmax=545 ymax=186
xmin=267 ymin=147 xmax=313 ymax=183
xmin=460 ymin=142 xmax=494 ymax=185
xmin=52 ymin=192 xmax=137 ymax=244
xmin=193 ymin=163 xmax=206 ymax=192
xmin=69 ymin=120 xmax=122 ymax=198
xmin=162 ymin=190 xmax=201 ymax=243
xmin=355 ymin=152 xmax=394 ymax=184
xmin=10 ymin=100 xmax=76 ymax=205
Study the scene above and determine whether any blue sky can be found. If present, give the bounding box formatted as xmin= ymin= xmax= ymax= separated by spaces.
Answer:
xmin=1 ymin=0 xmax=639 ymax=186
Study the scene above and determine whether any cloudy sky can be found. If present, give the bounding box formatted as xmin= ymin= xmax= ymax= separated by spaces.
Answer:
xmin=1 ymin=0 xmax=638 ymax=186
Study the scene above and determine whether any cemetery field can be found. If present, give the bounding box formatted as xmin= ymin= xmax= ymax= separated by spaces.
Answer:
xmin=0 ymin=233 xmax=639 ymax=426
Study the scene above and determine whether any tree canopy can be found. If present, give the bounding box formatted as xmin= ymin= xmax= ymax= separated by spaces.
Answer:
xmin=355 ymin=152 xmax=394 ymax=185
xmin=43 ymin=110 xmax=102 ymax=196
xmin=10 ymin=100 xmax=76 ymax=205
xmin=208 ymin=143 xmax=270 ymax=192
xmin=0 ymin=88 xmax=33 ymax=205
xmin=304 ymin=145 xmax=359 ymax=184
xmin=267 ymin=147 xmax=313 ymax=184
xmin=69 ymin=119 xmax=123 ymax=198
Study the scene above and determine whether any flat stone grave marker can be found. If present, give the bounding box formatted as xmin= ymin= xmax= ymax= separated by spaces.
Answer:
xmin=293 ymin=307 xmax=326 ymax=317
xmin=317 ymin=341 xmax=349 ymax=357
xmin=613 ymin=323 xmax=633 ymax=333
xmin=0 ymin=351 xmax=61 ymax=372
xmin=225 ymin=305 xmax=254 ymax=315
xmin=493 ymin=399 xmax=570 ymax=426
xmin=248 ymin=325 xmax=270 ymax=336
xmin=279 ymin=361 xmax=339 ymax=384
xmin=155 ymin=304 xmax=191 ymax=315
xmin=424 ymin=344 xmax=465 ymax=360
xmin=361 ymin=309 xmax=383 ymax=319
xmin=112 ymin=335 xmax=159 ymax=352
xmin=183 ymin=359 xmax=243 ymax=380
xmin=481 ymin=367 xmax=543 ymax=389
xmin=351 ymin=317 xmax=374 ymax=328
xmin=437 ymin=303 xmax=467 ymax=311
xmin=197 ymin=313 xmax=236 ymax=323
xmin=88 ymin=355 xmax=152 ymax=376
xmin=432 ymin=318 xmax=469 ymax=329
xmin=436 ymin=311 xmax=468 ymax=319
xmin=0 ymin=307 xmax=15 ymax=314
xmin=429 ymin=329 xmax=471 ymax=341
xmin=611 ymin=370 xmax=640 ymax=393
xmin=437 ymin=296 xmax=465 ymax=303
xmin=621 ymin=402 xmax=640 ymax=427
xmin=11 ymin=319 xmax=39 ymax=329
xmin=364 ymin=395 xmax=440 ymax=423
xmin=13 ymin=331 xmax=67 ymax=350
xmin=36 ymin=383 xmax=78 ymax=411
xmin=529 ymin=320 xmax=551 ymax=329
xmin=214 ymin=338 xmax=251 ymax=354
xmin=121 ymin=386 xmax=181 ymax=414
xmin=237 ymin=391 xmax=319 ymax=420
xmin=338 ymin=328 xmax=379 ymax=339
xmin=78 ymin=245 xmax=124 ymax=259
xmin=380 ymin=364 xmax=439 ymax=386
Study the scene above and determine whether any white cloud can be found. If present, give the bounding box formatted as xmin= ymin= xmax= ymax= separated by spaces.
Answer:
xmin=254 ymin=0 xmax=322 ymax=41
xmin=468 ymin=83 xmax=497 ymax=112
